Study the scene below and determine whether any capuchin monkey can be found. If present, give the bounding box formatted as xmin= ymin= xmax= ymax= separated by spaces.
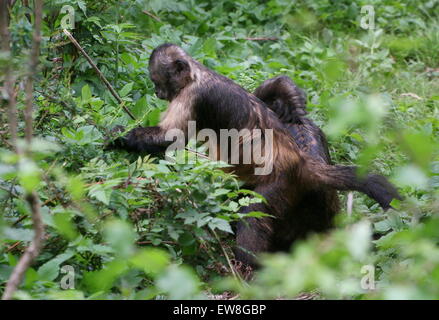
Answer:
xmin=109 ymin=44 xmax=401 ymax=267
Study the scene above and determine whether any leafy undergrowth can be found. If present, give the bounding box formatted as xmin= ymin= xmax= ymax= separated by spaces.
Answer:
xmin=0 ymin=0 xmax=438 ymax=299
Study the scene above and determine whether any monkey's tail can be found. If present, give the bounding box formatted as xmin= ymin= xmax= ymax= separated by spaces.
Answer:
xmin=305 ymin=160 xmax=402 ymax=210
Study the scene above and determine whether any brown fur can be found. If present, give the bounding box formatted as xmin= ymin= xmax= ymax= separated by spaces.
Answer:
xmin=110 ymin=44 xmax=401 ymax=267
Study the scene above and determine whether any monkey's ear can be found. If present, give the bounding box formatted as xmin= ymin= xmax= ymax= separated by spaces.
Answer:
xmin=174 ymin=59 xmax=189 ymax=73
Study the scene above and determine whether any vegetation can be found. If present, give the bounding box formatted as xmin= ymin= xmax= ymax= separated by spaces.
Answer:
xmin=0 ymin=0 xmax=438 ymax=300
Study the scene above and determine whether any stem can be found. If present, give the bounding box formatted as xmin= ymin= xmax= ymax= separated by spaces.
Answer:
xmin=210 ymin=228 xmax=243 ymax=285
xmin=2 ymin=0 xmax=45 ymax=300
xmin=0 ymin=0 xmax=18 ymax=152
xmin=142 ymin=10 xmax=162 ymax=22
xmin=24 ymin=0 xmax=43 ymax=144
xmin=2 ymin=192 xmax=43 ymax=300
xmin=62 ymin=29 xmax=136 ymax=120
xmin=115 ymin=6 xmax=119 ymax=88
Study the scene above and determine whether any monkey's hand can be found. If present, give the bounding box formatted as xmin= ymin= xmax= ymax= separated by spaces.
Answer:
xmin=105 ymin=126 xmax=171 ymax=154
xmin=104 ymin=125 xmax=127 ymax=150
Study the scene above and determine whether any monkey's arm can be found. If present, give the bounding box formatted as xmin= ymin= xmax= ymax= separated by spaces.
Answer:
xmin=107 ymin=126 xmax=173 ymax=154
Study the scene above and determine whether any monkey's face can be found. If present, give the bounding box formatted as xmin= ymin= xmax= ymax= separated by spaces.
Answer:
xmin=149 ymin=59 xmax=191 ymax=101
xmin=150 ymin=72 xmax=169 ymax=100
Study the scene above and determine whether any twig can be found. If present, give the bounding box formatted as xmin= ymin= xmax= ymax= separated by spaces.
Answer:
xmin=5 ymin=241 xmax=22 ymax=253
xmin=2 ymin=0 xmax=45 ymax=300
xmin=185 ymin=147 xmax=210 ymax=160
xmin=12 ymin=215 xmax=28 ymax=227
xmin=400 ymin=93 xmax=422 ymax=100
xmin=24 ymin=0 xmax=43 ymax=144
xmin=137 ymin=240 xmax=176 ymax=245
xmin=9 ymin=0 xmax=18 ymax=9
xmin=34 ymin=109 xmax=49 ymax=129
xmin=0 ymin=0 xmax=18 ymax=152
xmin=210 ymin=228 xmax=243 ymax=284
xmin=36 ymin=89 xmax=70 ymax=109
xmin=0 ymin=133 xmax=13 ymax=148
xmin=64 ymin=30 xmax=208 ymax=162
xmin=238 ymin=37 xmax=279 ymax=41
xmin=142 ymin=10 xmax=162 ymax=22
xmin=62 ymin=29 xmax=136 ymax=120
xmin=2 ymin=192 xmax=44 ymax=300
xmin=0 ymin=184 xmax=19 ymax=197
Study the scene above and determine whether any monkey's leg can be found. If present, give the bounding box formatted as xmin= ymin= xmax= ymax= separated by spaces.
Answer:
xmin=234 ymin=217 xmax=273 ymax=268
xmin=234 ymin=182 xmax=289 ymax=267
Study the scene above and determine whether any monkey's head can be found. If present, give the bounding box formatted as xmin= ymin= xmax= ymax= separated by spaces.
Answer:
xmin=148 ymin=43 xmax=193 ymax=101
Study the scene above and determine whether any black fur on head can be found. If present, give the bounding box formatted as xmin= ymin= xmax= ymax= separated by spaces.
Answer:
xmin=148 ymin=43 xmax=193 ymax=101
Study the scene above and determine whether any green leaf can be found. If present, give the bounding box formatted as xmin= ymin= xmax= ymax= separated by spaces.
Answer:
xmin=77 ymin=0 xmax=87 ymax=14
xmin=2 ymin=227 xmax=34 ymax=241
xmin=132 ymin=96 xmax=148 ymax=118
xmin=53 ymin=211 xmax=78 ymax=240
xmin=119 ymin=82 xmax=134 ymax=98
xmin=104 ymin=220 xmax=135 ymax=258
xmin=89 ymin=188 xmax=112 ymax=205
xmin=209 ymin=218 xmax=233 ymax=234
xmin=81 ymin=84 xmax=92 ymax=101
xmin=130 ymin=248 xmax=170 ymax=276
xmin=18 ymin=158 xmax=40 ymax=193
xmin=156 ymin=265 xmax=201 ymax=299
xmin=83 ymin=259 xmax=128 ymax=292
xmin=67 ymin=176 xmax=85 ymax=201
xmin=37 ymin=251 xmax=74 ymax=281
xmin=395 ymin=165 xmax=428 ymax=188
xmin=146 ymin=108 xmax=162 ymax=126
xmin=48 ymin=290 xmax=85 ymax=300
xmin=346 ymin=221 xmax=371 ymax=260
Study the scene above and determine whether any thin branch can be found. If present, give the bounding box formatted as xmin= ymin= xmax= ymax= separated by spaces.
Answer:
xmin=61 ymin=31 xmax=211 ymax=160
xmin=0 ymin=184 xmax=19 ymax=197
xmin=142 ymin=10 xmax=162 ymax=22
xmin=36 ymin=90 xmax=70 ymax=109
xmin=2 ymin=0 xmax=45 ymax=300
xmin=24 ymin=0 xmax=43 ymax=144
xmin=137 ymin=240 xmax=176 ymax=245
xmin=210 ymin=228 xmax=243 ymax=284
xmin=62 ymin=29 xmax=136 ymax=120
xmin=12 ymin=214 xmax=27 ymax=227
xmin=0 ymin=132 xmax=13 ymax=148
xmin=0 ymin=0 xmax=18 ymax=152
xmin=237 ymin=37 xmax=279 ymax=41
xmin=5 ymin=241 xmax=22 ymax=253
xmin=8 ymin=0 xmax=18 ymax=8
xmin=2 ymin=192 xmax=43 ymax=300
xmin=63 ymin=30 xmax=209 ymax=162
